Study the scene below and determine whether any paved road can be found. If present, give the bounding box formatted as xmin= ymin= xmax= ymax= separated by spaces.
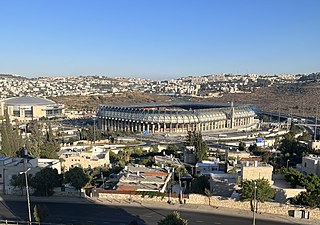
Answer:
xmin=2 ymin=200 xmax=298 ymax=225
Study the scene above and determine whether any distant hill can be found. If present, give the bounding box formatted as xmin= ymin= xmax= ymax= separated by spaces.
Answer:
xmin=52 ymin=81 xmax=320 ymax=118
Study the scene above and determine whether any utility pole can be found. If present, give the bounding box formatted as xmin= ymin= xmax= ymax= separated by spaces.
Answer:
xmin=20 ymin=168 xmax=31 ymax=225
xmin=252 ymin=180 xmax=257 ymax=225
xmin=93 ymin=116 xmax=96 ymax=146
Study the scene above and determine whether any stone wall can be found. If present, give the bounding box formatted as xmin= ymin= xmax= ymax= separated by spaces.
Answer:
xmin=99 ymin=192 xmax=320 ymax=220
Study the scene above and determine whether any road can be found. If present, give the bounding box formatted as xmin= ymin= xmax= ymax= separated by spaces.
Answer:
xmin=1 ymin=200 xmax=299 ymax=225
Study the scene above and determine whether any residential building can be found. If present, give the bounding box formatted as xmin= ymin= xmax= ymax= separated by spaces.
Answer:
xmin=115 ymin=165 xmax=172 ymax=193
xmin=240 ymin=161 xmax=273 ymax=184
xmin=59 ymin=147 xmax=110 ymax=171
xmin=0 ymin=155 xmax=60 ymax=194
xmin=309 ymin=141 xmax=320 ymax=151
xmin=301 ymin=155 xmax=320 ymax=176
xmin=195 ymin=160 xmax=226 ymax=175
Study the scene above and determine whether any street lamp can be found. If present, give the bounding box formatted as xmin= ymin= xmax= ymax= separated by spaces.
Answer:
xmin=252 ymin=180 xmax=257 ymax=225
xmin=286 ymin=159 xmax=290 ymax=169
xmin=20 ymin=168 xmax=32 ymax=225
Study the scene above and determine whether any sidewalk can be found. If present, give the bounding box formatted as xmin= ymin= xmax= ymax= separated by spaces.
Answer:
xmin=92 ymin=197 xmax=319 ymax=225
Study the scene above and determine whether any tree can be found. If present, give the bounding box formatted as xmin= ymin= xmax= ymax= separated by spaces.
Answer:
xmin=10 ymin=174 xmax=30 ymax=195
xmin=0 ymin=110 xmax=23 ymax=156
xmin=158 ymin=211 xmax=188 ymax=225
xmin=186 ymin=131 xmax=208 ymax=162
xmin=65 ymin=167 xmax=90 ymax=196
xmin=238 ymin=142 xmax=246 ymax=151
xmin=278 ymin=133 xmax=309 ymax=165
xmin=191 ymin=175 xmax=209 ymax=194
xmin=31 ymin=168 xmax=62 ymax=196
xmin=33 ymin=204 xmax=49 ymax=224
xmin=239 ymin=179 xmax=275 ymax=212
xmin=283 ymin=167 xmax=320 ymax=207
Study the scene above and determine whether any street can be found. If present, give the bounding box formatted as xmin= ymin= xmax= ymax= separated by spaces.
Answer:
xmin=1 ymin=200 xmax=299 ymax=225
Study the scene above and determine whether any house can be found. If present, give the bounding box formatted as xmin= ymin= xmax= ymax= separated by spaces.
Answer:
xmin=0 ymin=155 xmax=60 ymax=194
xmin=115 ymin=165 xmax=172 ymax=193
xmin=309 ymin=141 xmax=320 ymax=151
xmin=240 ymin=161 xmax=273 ymax=184
xmin=301 ymin=155 xmax=320 ymax=176
xmin=154 ymin=155 xmax=183 ymax=167
xmin=195 ymin=160 xmax=226 ymax=175
xmin=59 ymin=147 xmax=110 ymax=171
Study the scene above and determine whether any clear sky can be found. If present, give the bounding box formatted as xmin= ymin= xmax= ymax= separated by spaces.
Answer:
xmin=0 ymin=0 xmax=319 ymax=80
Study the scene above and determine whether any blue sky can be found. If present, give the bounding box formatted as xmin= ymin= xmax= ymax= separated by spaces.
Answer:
xmin=0 ymin=0 xmax=319 ymax=79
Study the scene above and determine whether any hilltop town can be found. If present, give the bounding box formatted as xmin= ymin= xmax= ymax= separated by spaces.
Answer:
xmin=1 ymin=72 xmax=320 ymax=117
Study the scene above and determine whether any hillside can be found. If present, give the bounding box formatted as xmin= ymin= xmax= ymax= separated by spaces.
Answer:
xmin=52 ymin=82 xmax=320 ymax=117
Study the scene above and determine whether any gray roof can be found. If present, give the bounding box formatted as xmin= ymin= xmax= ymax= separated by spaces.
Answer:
xmin=5 ymin=96 xmax=56 ymax=106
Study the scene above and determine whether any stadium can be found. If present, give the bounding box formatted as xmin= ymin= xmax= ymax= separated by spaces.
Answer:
xmin=96 ymin=102 xmax=256 ymax=134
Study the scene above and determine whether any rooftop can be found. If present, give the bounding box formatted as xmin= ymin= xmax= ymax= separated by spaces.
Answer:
xmin=5 ymin=96 xmax=56 ymax=106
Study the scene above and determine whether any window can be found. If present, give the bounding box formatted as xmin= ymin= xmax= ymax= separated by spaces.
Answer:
xmin=13 ymin=110 xmax=20 ymax=117
xmin=304 ymin=162 xmax=307 ymax=167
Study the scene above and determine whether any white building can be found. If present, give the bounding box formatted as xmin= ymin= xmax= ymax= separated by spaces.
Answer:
xmin=195 ymin=160 xmax=226 ymax=175
xmin=0 ymin=155 xmax=61 ymax=194
xmin=301 ymin=155 xmax=320 ymax=176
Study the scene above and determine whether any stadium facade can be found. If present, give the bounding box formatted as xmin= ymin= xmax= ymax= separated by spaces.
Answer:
xmin=96 ymin=102 xmax=256 ymax=134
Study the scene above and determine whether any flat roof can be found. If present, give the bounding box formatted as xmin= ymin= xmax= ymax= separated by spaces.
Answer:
xmin=5 ymin=96 xmax=56 ymax=106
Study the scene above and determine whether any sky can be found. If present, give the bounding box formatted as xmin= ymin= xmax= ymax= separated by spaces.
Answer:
xmin=0 ymin=0 xmax=319 ymax=80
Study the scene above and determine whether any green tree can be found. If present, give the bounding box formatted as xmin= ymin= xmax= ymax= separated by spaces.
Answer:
xmin=158 ymin=211 xmax=188 ymax=225
xmin=191 ymin=175 xmax=209 ymax=194
xmin=30 ymin=168 xmax=62 ymax=196
xmin=0 ymin=111 xmax=23 ymax=156
xmin=186 ymin=131 xmax=208 ymax=162
xmin=239 ymin=179 xmax=275 ymax=212
xmin=10 ymin=174 xmax=30 ymax=195
xmin=238 ymin=141 xmax=246 ymax=151
xmin=283 ymin=168 xmax=320 ymax=207
xmin=278 ymin=133 xmax=309 ymax=165
xmin=65 ymin=167 xmax=90 ymax=196
xmin=33 ymin=204 xmax=49 ymax=224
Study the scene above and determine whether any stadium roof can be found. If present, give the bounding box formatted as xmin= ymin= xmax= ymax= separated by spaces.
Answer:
xmin=5 ymin=96 xmax=56 ymax=106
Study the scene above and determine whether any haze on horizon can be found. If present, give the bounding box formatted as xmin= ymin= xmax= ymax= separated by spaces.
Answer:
xmin=0 ymin=0 xmax=319 ymax=80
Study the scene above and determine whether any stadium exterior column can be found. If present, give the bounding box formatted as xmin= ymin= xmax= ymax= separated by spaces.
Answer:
xmin=147 ymin=123 xmax=150 ymax=132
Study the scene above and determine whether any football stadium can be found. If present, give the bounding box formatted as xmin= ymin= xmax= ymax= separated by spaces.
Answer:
xmin=96 ymin=102 xmax=256 ymax=134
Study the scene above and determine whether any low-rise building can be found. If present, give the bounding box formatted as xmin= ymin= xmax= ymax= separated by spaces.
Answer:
xmin=0 ymin=155 xmax=60 ymax=194
xmin=59 ymin=147 xmax=110 ymax=171
xmin=115 ymin=165 xmax=172 ymax=193
xmin=309 ymin=141 xmax=320 ymax=151
xmin=240 ymin=161 xmax=273 ymax=184
xmin=301 ymin=155 xmax=320 ymax=176
xmin=154 ymin=155 xmax=183 ymax=167
xmin=195 ymin=160 xmax=226 ymax=175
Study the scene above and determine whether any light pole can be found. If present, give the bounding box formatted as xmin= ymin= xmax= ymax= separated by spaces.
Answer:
xmin=20 ymin=168 xmax=31 ymax=225
xmin=286 ymin=159 xmax=290 ymax=169
xmin=252 ymin=180 xmax=257 ymax=225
